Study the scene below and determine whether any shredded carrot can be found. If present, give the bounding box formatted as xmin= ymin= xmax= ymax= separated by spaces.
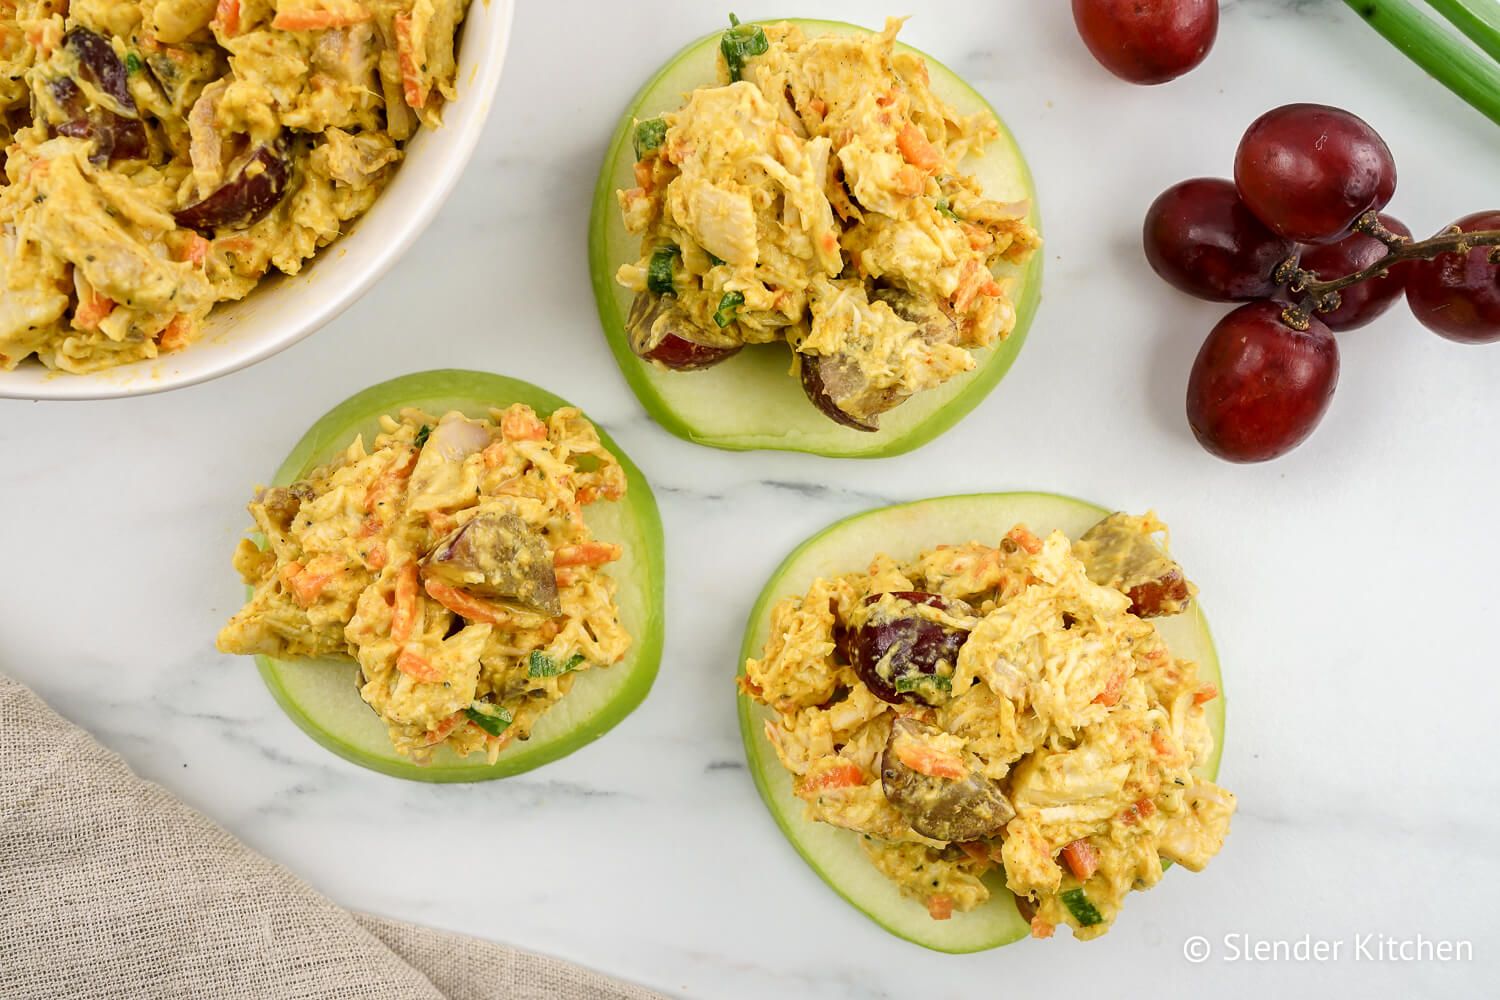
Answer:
xmin=396 ymin=647 xmax=443 ymax=683
xmin=73 ymin=293 xmax=116 ymax=332
xmin=553 ymin=541 xmax=622 ymax=568
xmin=215 ymin=0 xmax=240 ymax=36
xmin=927 ymin=895 xmax=954 ymax=921
xmin=175 ymin=233 xmax=211 ymax=267
xmin=423 ymin=578 xmax=514 ymax=626
xmin=393 ymin=13 xmax=426 ymax=109
xmin=364 ymin=544 xmax=387 ymax=571
xmin=363 ymin=449 xmax=417 ymax=513
xmin=1121 ymin=797 xmax=1158 ymax=825
xmin=501 ymin=406 xmax=548 ymax=442
xmin=895 ymin=164 xmax=926 ymax=197
xmin=806 ymin=97 xmax=827 ymax=117
xmin=390 ymin=564 xmax=419 ymax=644
xmin=897 ymin=123 xmax=942 ymax=172
xmin=271 ymin=7 xmax=371 ymax=31
xmin=1030 ymin=917 xmax=1055 ymax=939
xmin=953 ymin=259 xmax=988 ymax=312
xmin=157 ymin=315 xmax=193 ymax=352
xmin=1194 ymin=684 xmax=1219 ymax=706
xmin=1060 ymin=839 xmax=1100 ymax=880
xmin=480 ymin=441 xmax=512 ymax=468
xmin=281 ymin=559 xmax=338 ymax=608
xmin=422 ymin=710 xmax=464 ymax=745
xmin=1006 ymin=525 xmax=1043 ymax=555
xmin=1092 ymin=671 xmax=1125 ymax=707
xmin=424 ymin=511 xmax=455 ymax=538
xmin=1150 ymin=729 xmax=1171 ymax=756
xmin=797 ymin=760 xmax=864 ymax=793
xmin=894 ymin=742 xmax=967 ymax=781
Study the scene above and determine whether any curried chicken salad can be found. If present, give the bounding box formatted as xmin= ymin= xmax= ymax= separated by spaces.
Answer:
xmin=0 ymin=0 xmax=470 ymax=372
xmin=614 ymin=17 xmax=1040 ymax=430
xmin=742 ymin=512 xmax=1235 ymax=939
xmin=219 ymin=403 xmax=633 ymax=763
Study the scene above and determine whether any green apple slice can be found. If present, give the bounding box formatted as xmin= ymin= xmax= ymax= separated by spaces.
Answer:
xmin=251 ymin=370 xmax=665 ymax=782
xmin=737 ymin=493 xmax=1225 ymax=951
xmin=589 ymin=19 xmax=1043 ymax=457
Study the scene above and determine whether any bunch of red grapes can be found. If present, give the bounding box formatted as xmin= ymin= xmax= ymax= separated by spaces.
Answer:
xmin=1143 ymin=104 xmax=1500 ymax=462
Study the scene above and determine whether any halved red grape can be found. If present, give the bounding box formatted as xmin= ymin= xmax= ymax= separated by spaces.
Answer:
xmin=64 ymin=28 xmax=137 ymax=115
xmin=626 ymin=294 xmax=741 ymax=370
xmin=798 ymin=351 xmax=904 ymax=431
xmin=642 ymin=332 xmax=741 ymax=370
xmin=1234 ymin=104 xmax=1396 ymax=244
xmin=1299 ymin=214 xmax=1412 ymax=331
xmin=174 ymin=139 xmax=291 ymax=233
xmin=1186 ymin=301 xmax=1340 ymax=462
xmin=1405 ymin=211 xmax=1500 ymax=344
xmin=847 ymin=592 xmax=969 ymax=705
xmin=1071 ymin=0 xmax=1218 ymax=85
xmin=1144 ymin=178 xmax=1296 ymax=301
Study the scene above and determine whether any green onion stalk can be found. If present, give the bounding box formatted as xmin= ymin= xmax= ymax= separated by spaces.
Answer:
xmin=1345 ymin=0 xmax=1500 ymax=125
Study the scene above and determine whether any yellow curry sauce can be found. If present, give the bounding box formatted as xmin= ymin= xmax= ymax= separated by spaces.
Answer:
xmin=743 ymin=513 xmax=1235 ymax=939
xmin=219 ymin=405 xmax=633 ymax=763
xmin=615 ymin=18 xmax=1041 ymax=429
xmin=0 ymin=0 xmax=469 ymax=372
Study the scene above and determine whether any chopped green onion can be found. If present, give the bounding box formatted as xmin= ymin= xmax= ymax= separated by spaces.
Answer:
xmin=633 ymin=117 xmax=668 ymax=160
xmin=935 ymin=198 xmax=961 ymax=222
xmin=124 ymin=52 xmax=143 ymax=75
xmin=647 ymin=244 xmax=679 ymax=296
xmin=413 ymin=424 xmax=431 ymax=448
xmin=528 ymin=650 xmax=587 ymax=678
xmin=1060 ymin=888 xmax=1103 ymax=927
xmin=721 ymin=14 xmax=769 ymax=82
xmin=1344 ymin=0 xmax=1500 ymax=126
xmin=894 ymin=674 xmax=953 ymax=694
xmin=464 ymin=703 xmax=512 ymax=737
xmin=712 ymin=290 xmax=745 ymax=328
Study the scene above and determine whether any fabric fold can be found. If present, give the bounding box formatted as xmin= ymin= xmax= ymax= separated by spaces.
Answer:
xmin=0 ymin=673 xmax=664 ymax=1000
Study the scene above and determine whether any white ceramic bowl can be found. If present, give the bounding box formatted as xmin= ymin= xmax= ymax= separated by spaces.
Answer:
xmin=0 ymin=1 xmax=513 ymax=400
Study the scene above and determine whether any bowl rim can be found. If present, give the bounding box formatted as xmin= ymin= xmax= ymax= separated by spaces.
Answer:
xmin=0 ymin=0 xmax=515 ymax=402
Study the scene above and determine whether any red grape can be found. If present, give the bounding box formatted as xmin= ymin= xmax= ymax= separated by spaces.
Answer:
xmin=1234 ymin=104 xmax=1396 ymax=244
xmin=1186 ymin=301 xmax=1339 ymax=462
xmin=1144 ymin=178 xmax=1296 ymax=301
xmin=1405 ymin=211 xmax=1500 ymax=344
xmin=846 ymin=592 xmax=969 ymax=706
xmin=1071 ymin=0 xmax=1218 ymax=85
xmin=1297 ymin=214 xmax=1412 ymax=331
xmin=640 ymin=333 xmax=741 ymax=370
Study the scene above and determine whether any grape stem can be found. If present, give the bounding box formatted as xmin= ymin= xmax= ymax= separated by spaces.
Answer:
xmin=1276 ymin=211 xmax=1500 ymax=330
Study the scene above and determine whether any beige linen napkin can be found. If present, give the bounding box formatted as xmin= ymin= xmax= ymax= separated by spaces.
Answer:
xmin=0 ymin=672 xmax=666 ymax=1000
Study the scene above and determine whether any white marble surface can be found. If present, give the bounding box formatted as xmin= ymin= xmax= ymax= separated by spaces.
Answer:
xmin=3 ymin=1 xmax=1498 ymax=996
